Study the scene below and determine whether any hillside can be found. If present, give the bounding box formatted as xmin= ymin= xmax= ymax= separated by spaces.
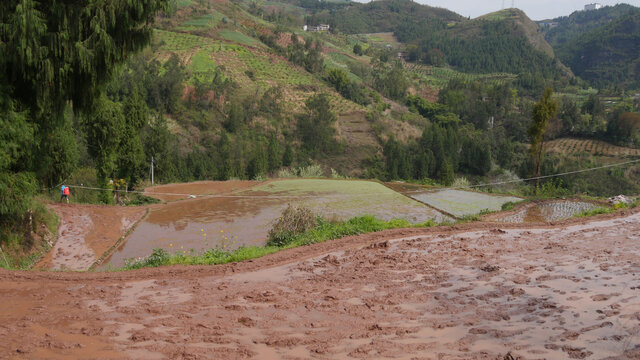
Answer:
xmin=542 ymin=4 xmax=637 ymax=47
xmin=298 ymin=1 xmax=564 ymax=77
xmin=429 ymin=8 xmax=564 ymax=76
xmin=301 ymin=0 xmax=463 ymax=34
xmin=144 ymin=0 xmax=432 ymax=178
xmin=471 ymin=9 xmax=554 ymax=57
xmin=541 ymin=4 xmax=640 ymax=88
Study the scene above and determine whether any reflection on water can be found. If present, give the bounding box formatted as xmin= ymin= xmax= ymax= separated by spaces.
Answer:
xmin=103 ymin=196 xmax=290 ymax=268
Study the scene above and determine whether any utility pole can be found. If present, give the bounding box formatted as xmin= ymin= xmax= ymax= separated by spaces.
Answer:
xmin=151 ymin=156 xmax=154 ymax=185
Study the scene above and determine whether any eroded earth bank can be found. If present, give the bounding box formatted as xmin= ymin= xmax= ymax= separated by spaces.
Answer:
xmin=1 ymin=210 xmax=640 ymax=359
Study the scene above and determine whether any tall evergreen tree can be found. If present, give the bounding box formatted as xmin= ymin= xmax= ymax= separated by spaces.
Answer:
xmin=282 ymin=143 xmax=294 ymax=167
xmin=528 ymin=87 xmax=558 ymax=189
xmin=267 ymin=134 xmax=282 ymax=172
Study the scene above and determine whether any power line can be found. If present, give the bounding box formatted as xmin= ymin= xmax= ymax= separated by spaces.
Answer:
xmin=63 ymin=158 xmax=640 ymax=199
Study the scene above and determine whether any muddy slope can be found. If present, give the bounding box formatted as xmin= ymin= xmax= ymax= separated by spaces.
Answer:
xmin=36 ymin=204 xmax=147 ymax=271
xmin=2 ymin=210 xmax=640 ymax=359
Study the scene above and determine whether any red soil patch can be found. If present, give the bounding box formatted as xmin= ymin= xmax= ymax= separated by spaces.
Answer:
xmin=3 ymin=209 xmax=640 ymax=359
xmin=144 ymin=180 xmax=261 ymax=202
xmin=36 ymin=204 xmax=147 ymax=271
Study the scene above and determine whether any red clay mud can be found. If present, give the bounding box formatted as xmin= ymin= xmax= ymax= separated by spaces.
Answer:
xmin=36 ymin=204 xmax=146 ymax=271
xmin=3 ymin=209 xmax=640 ymax=359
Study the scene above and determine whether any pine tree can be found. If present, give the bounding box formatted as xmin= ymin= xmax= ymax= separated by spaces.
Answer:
xmin=217 ymin=131 xmax=232 ymax=180
xmin=267 ymin=135 xmax=282 ymax=172
xmin=282 ymin=143 xmax=294 ymax=167
xmin=437 ymin=159 xmax=455 ymax=186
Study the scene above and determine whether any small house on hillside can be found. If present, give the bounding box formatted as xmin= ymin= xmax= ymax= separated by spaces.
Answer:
xmin=303 ymin=24 xmax=330 ymax=32
xmin=584 ymin=3 xmax=602 ymax=11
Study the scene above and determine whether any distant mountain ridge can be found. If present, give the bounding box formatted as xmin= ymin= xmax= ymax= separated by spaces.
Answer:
xmin=540 ymin=4 xmax=640 ymax=88
xmin=303 ymin=1 xmax=563 ymax=77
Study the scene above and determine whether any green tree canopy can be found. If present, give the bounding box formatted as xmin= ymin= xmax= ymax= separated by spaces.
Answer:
xmin=0 ymin=0 xmax=168 ymax=120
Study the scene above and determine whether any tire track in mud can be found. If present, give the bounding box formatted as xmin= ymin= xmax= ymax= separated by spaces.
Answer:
xmin=2 ymin=209 xmax=640 ymax=359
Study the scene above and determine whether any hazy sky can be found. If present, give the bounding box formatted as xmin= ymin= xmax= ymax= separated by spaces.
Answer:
xmin=358 ymin=1 xmax=638 ymax=21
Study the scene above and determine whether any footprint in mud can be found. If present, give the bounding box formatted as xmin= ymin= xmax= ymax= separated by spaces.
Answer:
xmin=591 ymin=293 xmax=620 ymax=301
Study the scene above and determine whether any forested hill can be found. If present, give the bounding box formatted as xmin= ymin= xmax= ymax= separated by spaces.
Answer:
xmin=542 ymin=4 xmax=637 ymax=47
xmin=540 ymin=4 xmax=640 ymax=89
xmin=394 ymin=8 xmax=564 ymax=77
xmin=302 ymin=0 xmax=463 ymax=34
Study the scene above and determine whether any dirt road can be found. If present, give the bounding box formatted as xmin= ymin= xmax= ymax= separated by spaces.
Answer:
xmin=2 ymin=210 xmax=640 ymax=359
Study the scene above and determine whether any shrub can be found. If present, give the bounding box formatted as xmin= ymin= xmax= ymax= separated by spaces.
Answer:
xmin=298 ymin=164 xmax=323 ymax=177
xmin=451 ymin=177 xmax=470 ymax=189
xmin=501 ymin=201 xmax=518 ymax=211
xmin=330 ymin=168 xmax=347 ymax=179
xmin=574 ymin=207 xmax=614 ymax=218
xmin=125 ymin=248 xmax=170 ymax=269
xmin=267 ymin=205 xmax=317 ymax=246
xmin=277 ymin=168 xmax=298 ymax=178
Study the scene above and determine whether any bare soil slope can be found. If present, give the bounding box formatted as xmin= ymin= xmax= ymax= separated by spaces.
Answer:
xmin=36 ymin=204 xmax=147 ymax=271
xmin=3 ymin=210 xmax=640 ymax=359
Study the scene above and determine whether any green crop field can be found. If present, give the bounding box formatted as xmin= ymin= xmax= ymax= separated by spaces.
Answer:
xmin=220 ymin=30 xmax=261 ymax=46
xmin=404 ymin=63 xmax=517 ymax=89
xmin=409 ymin=189 xmax=522 ymax=218
xmin=155 ymin=30 xmax=211 ymax=51
xmin=183 ymin=14 xmax=216 ymax=27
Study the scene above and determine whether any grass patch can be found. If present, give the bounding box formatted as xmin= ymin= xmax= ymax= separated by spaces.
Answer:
xmin=501 ymin=200 xmax=523 ymax=211
xmin=574 ymin=207 xmax=615 ymax=218
xmin=574 ymin=200 xmax=638 ymax=218
xmin=122 ymin=215 xmax=435 ymax=270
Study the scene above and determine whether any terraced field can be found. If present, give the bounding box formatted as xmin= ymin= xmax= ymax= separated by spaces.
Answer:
xmin=404 ymin=63 xmax=517 ymax=89
xmin=407 ymin=189 xmax=522 ymax=218
xmin=250 ymin=179 xmax=451 ymax=224
xmin=104 ymin=179 xmax=450 ymax=268
xmin=546 ymin=138 xmax=640 ymax=156
xmin=155 ymin=28 xmax=362 ymax=114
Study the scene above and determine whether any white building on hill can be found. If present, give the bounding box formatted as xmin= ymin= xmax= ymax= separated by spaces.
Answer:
xmin=303 ymin=24 xmax=330 ymax=32
xmin=584 ymin=3 xmax=603 ymax=10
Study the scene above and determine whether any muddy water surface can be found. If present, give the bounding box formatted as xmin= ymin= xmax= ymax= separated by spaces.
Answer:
xmin=144 ymin=180 xmax=259 ymax=202
xmin=103 ymin=195 xmax=290 ymax=268
xmin=105 ymin=179 xmax=450 ymax=268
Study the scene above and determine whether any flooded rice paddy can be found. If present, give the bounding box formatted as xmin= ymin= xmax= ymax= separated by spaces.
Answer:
xmin=103 ymin=179 xmax=450 ymax=268
xmin=405 ymin=188 xmax=522 ymax=218
xmin=497 ymin=201 xmax=600 ymax=223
